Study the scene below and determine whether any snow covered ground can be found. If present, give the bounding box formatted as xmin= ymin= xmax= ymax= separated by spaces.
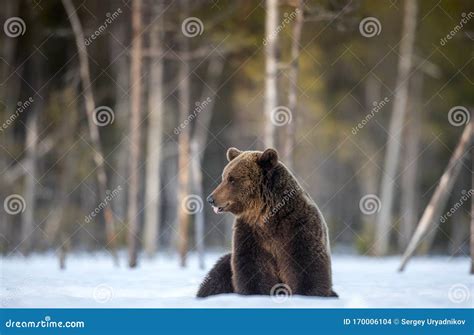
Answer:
xmin=1 ymin=253 xmax=472 ymax=308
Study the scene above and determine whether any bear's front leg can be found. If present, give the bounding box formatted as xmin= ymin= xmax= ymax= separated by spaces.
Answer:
xmin=231 ymin=222 xmax=277 ymax=295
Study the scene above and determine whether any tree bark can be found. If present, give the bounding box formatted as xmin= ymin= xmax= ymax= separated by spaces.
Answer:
xmin=190 ymin=56 xmax=225 ymax=269
xmin=143 ymin=1 xmax=164 ymax=257
xmin=20 ymin=85 xmax=40 ymax=255
xmin=284 ymin=0 xmax=304 ymax=170
xmin=109 ymin=9 xmax=130 ymax=223
xmin=264 ymin=0 xmax=279 ymax=149
xmin=127 ymin=0 xmax=144 ymax=268
xmin=0 ymin=0 xmax=21 ymax=253
xmin=399 ymin=120 xmax=472 ymax=271
xmin=177 ymin=0 xmax=192 ymax=267
xmin=399 ymin=73 xmax=423 ymax=251
xmin=471 ymin=125 xmax=474 ymax=274
xmin=62 ymin=0 xmax=118 ymax=265
xmin=375 ymin=0 xmax=418 ymax=256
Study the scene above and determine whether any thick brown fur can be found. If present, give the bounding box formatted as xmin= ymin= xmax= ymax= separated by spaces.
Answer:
xmin=197 ymin=148 xmax=337 ymax=298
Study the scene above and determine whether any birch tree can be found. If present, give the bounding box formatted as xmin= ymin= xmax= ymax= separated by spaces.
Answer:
xmin=190 ymin=56 xmax=225 ymax=269
xmin=264 ymin=0 xmax=279 ymax=148
xmin=399 ymin=73 xmax=423 ymax=250
xmin=375 ymin=0 xmax=418 ymax=256
xmin=177 ymin=0 xmax=192 ymax=267
xmin=62 ymin=0 xmax=118 ymax=265
xmin=143 ymin=1 xmax=164 ymax=257
xmin=399 ymin=120 xmax=472 ymax=271
xmin=127 ymin=0 xmax=143 ymax=268
xmin=471 ymin=150 xmax=473 ymax=274
xmin=284 ymin=0 xmax=304 ymax=169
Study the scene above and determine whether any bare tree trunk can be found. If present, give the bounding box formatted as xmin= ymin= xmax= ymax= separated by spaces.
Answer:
xmin=264 ymin=0 xmax=279 ymax=149
xmin=0 ymin=0 xmax=21 ymax=253
xmin=62 ymin=0 xmax=118 ymax=265
xmin=284 ymin=0 xmax=304 ymax=170
xmin=399 ymin=120 xmax=472 ymax=271
xmin=127 ymin=0 xmax=143 ymax=268
xmin=44 ymin=99 xmax=78 ymax=269
xmin=110 ymin=11 xmax=130 ymax=223
xmin=21 ymin=93 xmax=40 ymax=255
xmin=471 ymin=129 xmax=474 ymax=274
xmin=190 ymin=56 xmax=225 ymax=269
xmin=177 ymin=0 xmax=192 ymax=267
xmin=190 ymin=140 xmax=204 ymax=268
xmin=143 ymin=2 xmax=164 ymax=258
xmin=398 ymin=74 xmax=423 ymax=251
xmin=375 ymin=0 xmax=418 ymax=256
xmin=448 ymin=203 xmax=468 ymax=255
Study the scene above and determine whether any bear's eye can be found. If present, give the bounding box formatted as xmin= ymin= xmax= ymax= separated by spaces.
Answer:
xmin=228 ymin=176 xmax=235 ymax=185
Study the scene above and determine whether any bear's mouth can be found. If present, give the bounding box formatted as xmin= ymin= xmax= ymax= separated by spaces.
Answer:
xmin=212 ymin=206 xmax=223 ymax=214
xmin=211 ymin=203 xmax=228 ymax=214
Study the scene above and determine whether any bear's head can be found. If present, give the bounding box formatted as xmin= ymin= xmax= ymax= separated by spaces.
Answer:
xmin=206 ymin=147 xmax=279 ymax=217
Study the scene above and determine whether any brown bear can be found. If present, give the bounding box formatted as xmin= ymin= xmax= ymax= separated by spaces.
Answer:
xmin=197 ymin=148 xmax=337 ymax=298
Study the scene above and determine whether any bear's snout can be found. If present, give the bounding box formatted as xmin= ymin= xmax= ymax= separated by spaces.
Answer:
xmin=206 ymin=194 xmax=215 ymax=205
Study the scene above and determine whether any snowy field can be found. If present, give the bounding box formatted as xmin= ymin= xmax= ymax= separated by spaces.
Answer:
xmin=1 ymin=253 xmax=472 ymax=308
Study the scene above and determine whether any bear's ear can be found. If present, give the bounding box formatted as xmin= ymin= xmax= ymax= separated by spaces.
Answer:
xmin=226 ymin=147 xmax=242 ymax=161
xmin=257 ymin=148 xmax=278 ymax=170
